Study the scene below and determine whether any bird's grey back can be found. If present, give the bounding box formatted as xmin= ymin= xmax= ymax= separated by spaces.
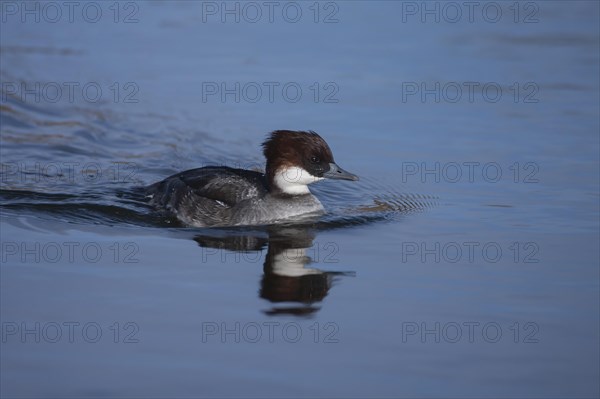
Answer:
xmin=146 ymin=166 xmax=269 ymax=226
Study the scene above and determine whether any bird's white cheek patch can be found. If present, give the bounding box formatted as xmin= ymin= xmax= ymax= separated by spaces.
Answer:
xmin=274 ymin=166 xmax=323 ymax=195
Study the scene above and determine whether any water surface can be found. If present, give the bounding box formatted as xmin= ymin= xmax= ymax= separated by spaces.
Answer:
xmin=1 ymin=1 xmax=599 ymax=398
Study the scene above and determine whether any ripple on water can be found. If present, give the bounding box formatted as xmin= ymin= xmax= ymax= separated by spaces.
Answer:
xmin=1 ymin=96 xmax=436 ymax=231
xmin=0 ymin=181 xmax=437 ymax=231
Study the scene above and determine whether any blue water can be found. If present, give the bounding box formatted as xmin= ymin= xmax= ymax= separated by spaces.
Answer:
xmin=1 ymin=1 xmax=599 ymax=397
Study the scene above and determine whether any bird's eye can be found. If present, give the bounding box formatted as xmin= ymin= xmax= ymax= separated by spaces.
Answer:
xmin=310 ymin=156 xmax=320 ymax=163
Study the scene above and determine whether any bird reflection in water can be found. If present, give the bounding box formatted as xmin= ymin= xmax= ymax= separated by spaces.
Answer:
xmin=193 ymin=226 xmax=355 ymax=316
